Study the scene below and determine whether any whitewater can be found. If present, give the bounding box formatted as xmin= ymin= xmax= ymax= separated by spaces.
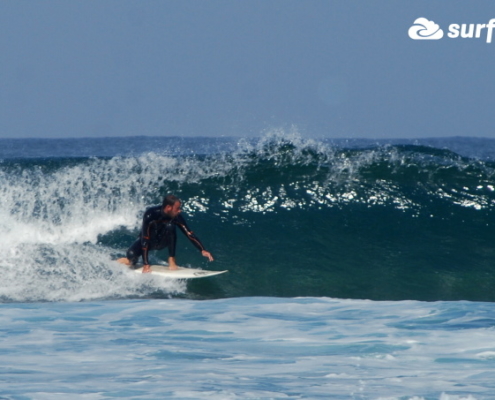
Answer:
xmin=1 ymin=132 xmax=495 ymax=399
xmin=1 ymin=297 xmax=493 ymax=399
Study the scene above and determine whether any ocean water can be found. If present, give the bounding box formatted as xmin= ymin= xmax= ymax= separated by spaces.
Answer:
xmin=1 ymin=132 xmax=495 ymax=399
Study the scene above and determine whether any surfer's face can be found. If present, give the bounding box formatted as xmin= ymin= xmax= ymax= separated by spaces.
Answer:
xmin=164 ymin=201 xmax=181 ymax=218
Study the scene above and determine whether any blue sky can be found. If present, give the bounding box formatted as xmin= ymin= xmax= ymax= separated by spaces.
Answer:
xmin=1 ymin=1 xmax=494 ymax=139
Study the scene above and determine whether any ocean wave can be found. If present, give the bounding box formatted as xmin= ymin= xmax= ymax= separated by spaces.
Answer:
xmin=2 ymin=133 xmax=495 ymax=302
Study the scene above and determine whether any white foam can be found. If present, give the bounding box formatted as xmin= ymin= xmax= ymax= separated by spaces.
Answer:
xmin=0 ymin=297 xmax=490 ymax=399
xmin=0 ymin=155 xmax=207 ymax=301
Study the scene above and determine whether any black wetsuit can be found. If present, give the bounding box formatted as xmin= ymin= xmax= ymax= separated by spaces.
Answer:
xmin=126 ymin=205 xmax=206 ymax=265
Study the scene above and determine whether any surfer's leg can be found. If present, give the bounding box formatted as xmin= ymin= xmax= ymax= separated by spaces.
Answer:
xmin=126 ymin=239 xmax=143 ymax=266
xmin=165 ymin=224 xmax=177 ymax=258
xmin=154 ymin=224 xmax=177 ymax=264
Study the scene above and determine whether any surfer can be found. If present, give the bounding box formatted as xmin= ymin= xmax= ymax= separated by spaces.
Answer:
xmin=118 ymin=194 xmax=214 ymax=273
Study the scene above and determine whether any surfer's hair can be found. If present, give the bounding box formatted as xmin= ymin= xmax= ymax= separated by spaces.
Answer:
xmin=162 ymin=194 xmax=180 ymax=208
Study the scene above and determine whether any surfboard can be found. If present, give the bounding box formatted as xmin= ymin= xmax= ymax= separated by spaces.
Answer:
xmin=131 ymin=265 xmax=228 ymax=279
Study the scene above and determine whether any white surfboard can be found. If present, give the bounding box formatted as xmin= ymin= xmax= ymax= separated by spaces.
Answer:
xmin=132 ymin=265 xmax=228 ymax=279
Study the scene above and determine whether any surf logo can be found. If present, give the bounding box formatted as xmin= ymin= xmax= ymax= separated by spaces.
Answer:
xmin=409 ymin=17 xmax=495 ymax=43
xmin=408 ymin=18 xmax=443 ymax=40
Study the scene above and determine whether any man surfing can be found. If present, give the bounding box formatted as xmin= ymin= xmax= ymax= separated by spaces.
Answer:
xmin=118 ymin=194 xmax=214 ymax=273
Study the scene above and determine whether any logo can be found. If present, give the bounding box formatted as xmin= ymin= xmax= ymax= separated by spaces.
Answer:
xmin=408 ymin=18 xmax=444 ymax=40
xmin=409 ymin=17 xmax=495 ymax=43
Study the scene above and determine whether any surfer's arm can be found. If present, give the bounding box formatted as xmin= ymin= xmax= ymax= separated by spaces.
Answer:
xmin=176 ymin=216 xmax=214 ymax=261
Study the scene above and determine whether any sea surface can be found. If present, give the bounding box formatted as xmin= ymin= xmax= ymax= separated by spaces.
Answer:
xmin=1 ymin=132 xmax=495 ymax=399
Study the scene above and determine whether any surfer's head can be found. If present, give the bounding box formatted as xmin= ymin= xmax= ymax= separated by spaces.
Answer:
xmin=162 ymin=194 xmax=181 ymax=218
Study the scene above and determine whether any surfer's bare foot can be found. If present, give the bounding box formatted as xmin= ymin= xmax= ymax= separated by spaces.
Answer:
xmin=117 ymin=257 xmax=131 ymax=266
xmin=142 ymin=265 xmax=152 ymax=273
xmin=167 ymin=256 xmax=178 ymax=270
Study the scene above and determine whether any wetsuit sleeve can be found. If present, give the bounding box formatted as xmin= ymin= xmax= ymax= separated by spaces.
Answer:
xmin=175 ymin=215 xmax=206 ymax=253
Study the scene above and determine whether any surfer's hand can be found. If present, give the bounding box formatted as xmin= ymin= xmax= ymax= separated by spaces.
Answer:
xmin=142 ymin=265 xmax=151 ymax=273
xmin=202 ymin=250 xmax=214 ymax=262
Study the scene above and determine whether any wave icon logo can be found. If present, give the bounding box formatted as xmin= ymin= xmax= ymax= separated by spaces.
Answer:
xmin=408 ymin=18 xmax=444 ymax=40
